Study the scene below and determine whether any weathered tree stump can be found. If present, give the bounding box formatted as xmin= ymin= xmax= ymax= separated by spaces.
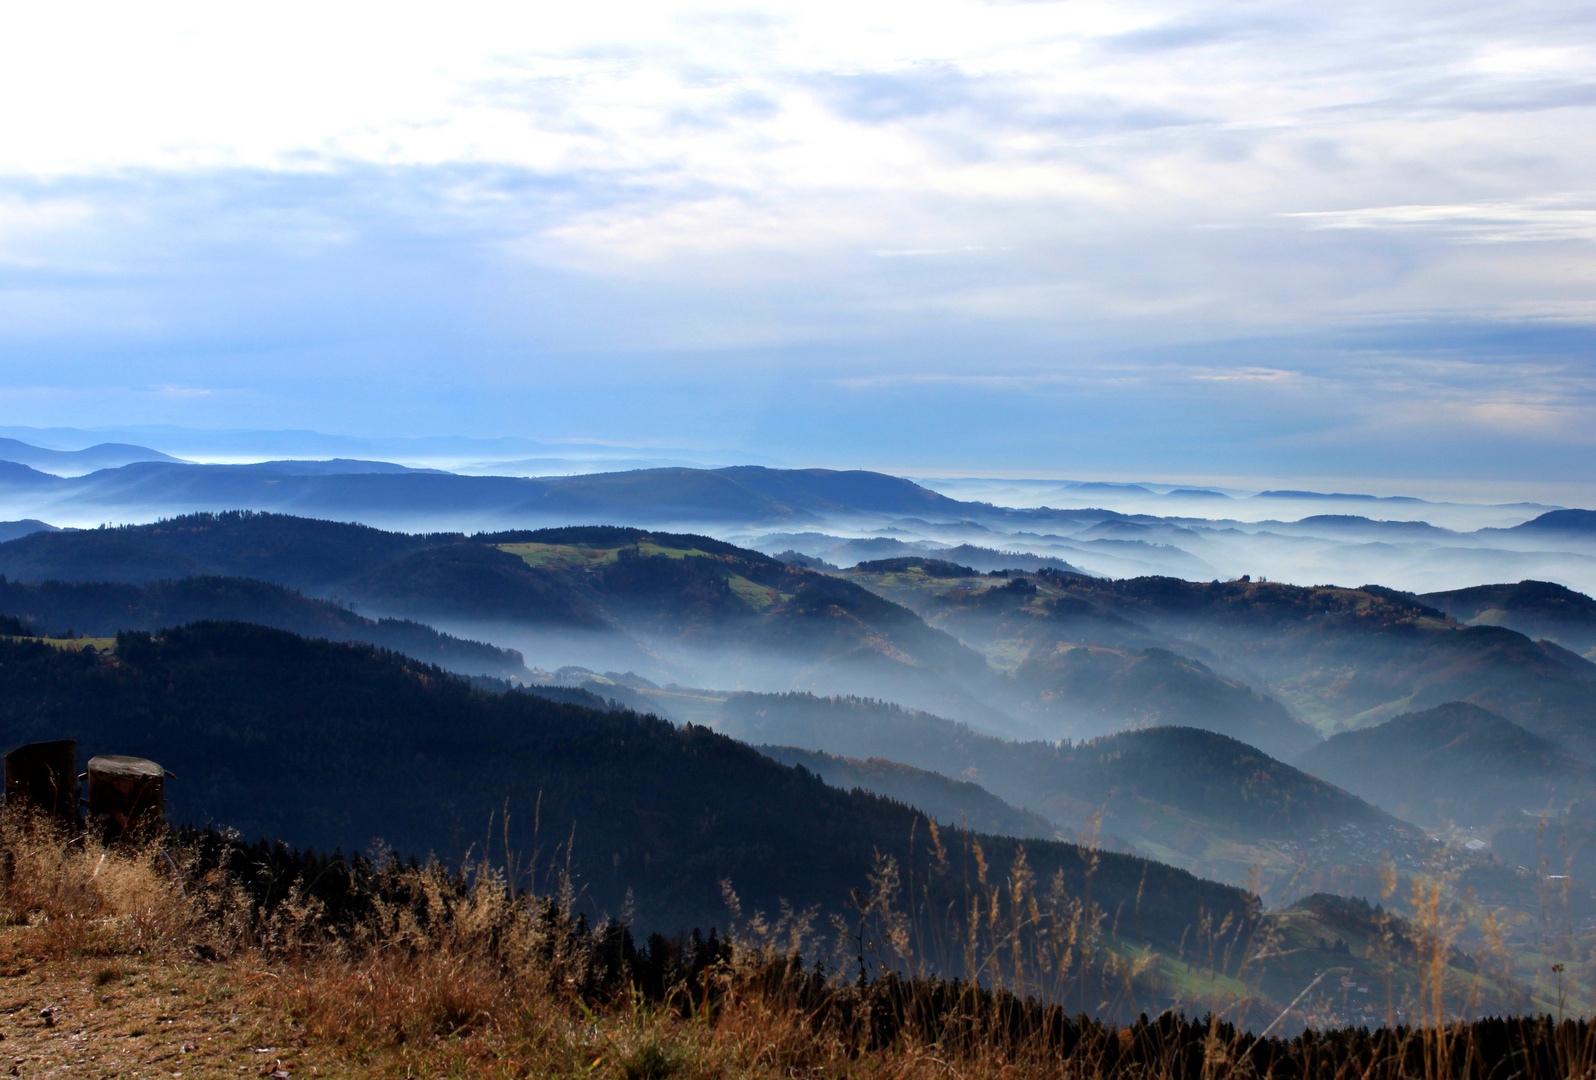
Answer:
xmin=86 ymin=755 xmax=166 ymax=840
xmin=3 ymin=740 xmax=81 ymax=832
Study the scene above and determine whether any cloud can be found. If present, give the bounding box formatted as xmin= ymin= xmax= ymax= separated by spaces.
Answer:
xmin=0 ymin=0 xmax=1590 ymax=491
xmin=1286 ymin=197 xmax=1596 ymax=244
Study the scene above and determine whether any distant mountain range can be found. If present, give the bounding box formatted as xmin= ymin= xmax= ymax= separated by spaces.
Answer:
xmin=0 ymin=451 xmax=1583 ymax=538
xmin=0 ymin=460 xmax=968 ymax=527
xmin=0 ymin=438 xmax=180 ymax=475
xmin=0 ymin=427 xmax=775 ymax=469
xmin=2 ymin=454 xmax=1592 ymax=595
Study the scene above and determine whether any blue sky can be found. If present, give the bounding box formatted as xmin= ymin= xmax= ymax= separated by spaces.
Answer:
xmin=1 ymin=0 xmax=1594 ymax=495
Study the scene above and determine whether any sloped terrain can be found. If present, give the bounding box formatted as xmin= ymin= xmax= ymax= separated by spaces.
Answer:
xmin=0 ymin=624 xmax=1245 ymax=942
xmin=1421 ymin=580 xmax=1596 ymax=659
xmin=1296 ymin=703 xmax=1596 ymax=829
xmin=0 ymin=510 xmax=443 ymax=589
xmin=756 ymin=745 xmax=1059 ymax=839
xmin=843 ymin=563 xmax=1319 ymax=756
xmin=848 ymin=567 xmax=1596 ymax=756
xmin=0 ymin=574 xmax=529 ymax=679
xmin=0 ymin=516 xmax=995 ymax=717
xmin=703 ymin=690 xmax=1435 ymax=899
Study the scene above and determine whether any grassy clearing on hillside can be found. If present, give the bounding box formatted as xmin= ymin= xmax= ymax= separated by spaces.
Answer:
xmin=725 ymin=573 xmax=789 ymax=610
xmin=500 ymin=541 xmax=788 ymax=612
xmin=498 ymin=541 xmax=715 ymax=568
xmin=1 ymin=634 xmax=117 ymax=652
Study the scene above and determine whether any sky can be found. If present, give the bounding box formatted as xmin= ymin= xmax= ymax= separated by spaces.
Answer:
xmin=0 ymin=0 xmax=1594 ymax=495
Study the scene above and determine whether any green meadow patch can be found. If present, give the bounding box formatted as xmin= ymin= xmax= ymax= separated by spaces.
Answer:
xmin=3 ymin=635 xmax=116 ymax=652
xmin=498 ymin=540 xmax=717 ymax=569
xmin=500 ymin=542 xmax=787 ymax=612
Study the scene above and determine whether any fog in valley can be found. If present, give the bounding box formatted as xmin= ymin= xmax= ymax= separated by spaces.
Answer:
xmin=3 ymin=434 xmax=1596 ymax=921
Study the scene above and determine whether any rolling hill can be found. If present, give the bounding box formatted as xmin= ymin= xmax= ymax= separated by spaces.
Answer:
xmin=1420 ymin=580 xmax=1596 ymax=659
xmin=1295 ymin=702 xmax=1596 ymax=829
xmin=847 ymin=567 xmax=1596 ymax=756
xmin=0 ymin=514 xmax=997 ymax=723
xmin=1507 ymin=509 xmax=1596 ymax=537
xmin=0 ymin=575 xmax=529 ymax=679
xmin=756 ymin=745 xmax=1060 ymax=839
xmin=0 ymin=519 xmax=56 ymax=543
xmin=0 ymin=437 xmax=180 ymax=474
xmin=702 ymin=690 xmax=1429 ymax=898
xmin=0 ymin=461 xmax=968 ymax=527
xmin=842 ymin=562 xmax=1319 ymax=756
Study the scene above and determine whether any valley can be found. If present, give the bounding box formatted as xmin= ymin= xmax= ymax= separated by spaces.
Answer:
xmin=0 ymin=461 xmax=1593 ymax=1029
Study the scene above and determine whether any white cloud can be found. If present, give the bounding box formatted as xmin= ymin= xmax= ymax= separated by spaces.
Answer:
xmin=1286 ymin=197 xmax=1596 ymax=243
xmin=0 ymin=0 xmax=1594 ymax=478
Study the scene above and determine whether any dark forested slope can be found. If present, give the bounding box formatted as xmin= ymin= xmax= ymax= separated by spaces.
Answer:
xmin=0 ymin=511 xmax=443 ymax=590
xmin=755 ymin=745 xmax=1059 ymax=840
xmin=0 ymin=575 xmax=527 ymax=678
xmin=711 ymin=691 xmax=1415 ymax=894
xmin=0 ymin=625 xmax=1249 ymax=944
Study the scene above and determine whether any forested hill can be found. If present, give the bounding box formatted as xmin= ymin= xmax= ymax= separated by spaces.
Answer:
xmin=1420 ymin=580 xmax=1596 ymax=658
xmin=0 ymin=512 xmax=448 ymax=590
xmin=0 ymin=515 xmax=991 ymax=719
xmin=1295 ymin=702 xmax=1596 ymax=828
xmin=756 ymin=745 xmax=1060 ymax=840
xmin=719 ymin=693 xmax=1396 ymax=842
xmin=845 ymin=566 xmax=1596 ymax=753
xmin=0 ymin=624 xmax=1250 ymax=944
xmin=0 ymin=575 xmax=527 ymax=679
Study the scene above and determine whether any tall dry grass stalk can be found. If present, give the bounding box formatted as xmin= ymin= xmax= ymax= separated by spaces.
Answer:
xmin=0 ymin=808 xmax=192 ymax=957
xmin=4 ymin=804 xmax=1596 ymax=1079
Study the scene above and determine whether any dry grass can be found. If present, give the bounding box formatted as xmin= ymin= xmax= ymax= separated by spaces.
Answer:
xmin=1 ymin=809 xmax=1594 ymax=1079
xmin=0 ymin=812 xmax=193 ymax=961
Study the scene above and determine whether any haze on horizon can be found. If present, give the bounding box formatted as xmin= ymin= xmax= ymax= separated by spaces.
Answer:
xmin=0 ymin=0 xmax=1593 ymax=501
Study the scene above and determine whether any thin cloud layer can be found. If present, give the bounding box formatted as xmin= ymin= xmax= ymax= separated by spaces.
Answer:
xmin=0 ymin=0 xmax=1591 ymax=490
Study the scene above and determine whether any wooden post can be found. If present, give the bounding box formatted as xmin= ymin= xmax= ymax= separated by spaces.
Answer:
xmin=3 ymin=740 xmax=80 ymax=832
xmin=86 ymin=755 xmax=166 ymax=840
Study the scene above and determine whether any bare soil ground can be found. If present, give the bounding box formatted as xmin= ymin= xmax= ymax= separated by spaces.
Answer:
xmin=0 ymin=945 xmax=327 ymax=1080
